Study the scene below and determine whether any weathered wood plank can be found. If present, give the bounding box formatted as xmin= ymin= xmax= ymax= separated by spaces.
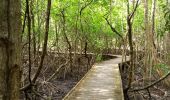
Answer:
xmin=63 ymin=56 xmax=129 ymax=100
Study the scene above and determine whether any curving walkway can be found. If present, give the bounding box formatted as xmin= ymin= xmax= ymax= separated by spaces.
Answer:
xmin=63 ymin=56 xmax=129 ymax=100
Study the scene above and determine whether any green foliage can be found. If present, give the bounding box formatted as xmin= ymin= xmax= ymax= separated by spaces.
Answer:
xmin=163 ymin=4 xmax=170 ymax=32
xmin=155 ymin=63 xmax=170 ymax=74
xmin=96 ymin=54 xmax=102 ymax=62
xmin=21 ymin=0 xmax=169 ymax=53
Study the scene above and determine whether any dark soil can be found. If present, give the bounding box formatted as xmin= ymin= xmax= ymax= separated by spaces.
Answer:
xmin=21 ymin=52 xmax=96 ymax=100
xmin=22 ymin=50 xmax=167 ymax=100
xmin=120 ymin=61 xmax=170 ymax=100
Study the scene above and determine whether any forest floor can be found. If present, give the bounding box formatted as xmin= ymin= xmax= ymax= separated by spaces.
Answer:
xmin=120 ymin=62 xmax=170 ymax=100
xmin=21 ymin=51 xmax=170 ymax=100
xmin=21 ymin=52 xmax=95 ymax=99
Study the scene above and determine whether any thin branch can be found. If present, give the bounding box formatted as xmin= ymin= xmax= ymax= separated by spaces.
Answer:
xmin=60 ymin=9 xmax=71 ymax=50
xmin=32 ymin=89 xmax=47 ymax=100
xmin=79 ymin=0 xmax=93 ymax=38
xmin=46 ymin=60 xmax=69 ymax=82
xmin=147 ymin=88 xmax=152 ymax=99
xmin=105 ymin=17 xmax=124 ymax=39
xmin=129 ymin=0 xmax=140 ymax=20
xmin=80 ymin=0 xmax=93 ymax=16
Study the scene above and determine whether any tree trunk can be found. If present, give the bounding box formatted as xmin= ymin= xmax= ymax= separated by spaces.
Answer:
xmin=165 ymin=0 xmax=170 ymax=88
xmin=151 ymin=0 xmax=157 ymax=78
xmin=144 ymin=0 xmax=150 ymax=83
xmin=126 ymin=0 xmax=139 ymax=91
xmin=32 ymin=0 xmax=51 ymax=83
xmin=144 ymin=0 xmax=157 ymax=84
xmin=166 ymin=0 xmax=170 ymax=63
xmin=0 ymin=0 xmax=22 ymax=99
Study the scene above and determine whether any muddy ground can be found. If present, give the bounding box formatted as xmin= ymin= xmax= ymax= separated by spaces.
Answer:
xmin=120 ymin=61 xmax=170 ymax=100
xmin=21 ymin=51 xmax=170 ymax=100
xmin=21 ymin=52 xmax=97 ymax=100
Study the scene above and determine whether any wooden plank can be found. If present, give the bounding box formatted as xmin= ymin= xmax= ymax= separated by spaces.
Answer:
xmin=63 ymin=57 xmax=129 ymax=100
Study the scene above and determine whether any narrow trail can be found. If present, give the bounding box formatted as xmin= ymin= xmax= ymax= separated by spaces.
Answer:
xmin=63 ymin=56 xmax=129 ymax=100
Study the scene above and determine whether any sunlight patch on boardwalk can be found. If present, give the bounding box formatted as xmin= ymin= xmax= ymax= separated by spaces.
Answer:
xmin=63 ymin=56 xmax=129 ymax=100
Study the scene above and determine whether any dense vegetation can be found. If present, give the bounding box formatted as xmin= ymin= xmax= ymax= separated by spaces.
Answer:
xmin=0 ymin=0 xmax=170 ymax=99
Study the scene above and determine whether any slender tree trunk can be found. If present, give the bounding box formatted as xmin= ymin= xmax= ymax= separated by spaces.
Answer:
xmin=0 ymin=0 xmax=22 ymax=99
xmin=32 ymin=0 xmax=51 ymax=83
xmin=37 ymin=12 xmax=41 ymax=53
xmin=165 ymin=0 xmax=170 ymax=61
xmin=143 ymin=0 xmax=157 ymax=84
xmin=144 ymin=0 xmax=150 ymax=83
xmin=127 ymin=0 xmax=134 ymax=89
xmin=61 ymin=9 xmax=73 ymax=78
xmin=126 ymin=0 xmax=139 ymax=91
xmin=54 ymin=22 xmax=59 ymax=48
xmin=151 ymin=0 xmax=156 ymax=40
xmin=165 ymin=0 xmax=170 ymax=88
xmin=150 ymin=0 xmax=157 ymax=81
xmin=26 ymin=0 xmax=32 ymax=84
xmin=31 ymin=0 xmax=36 ymax=59
xmin=151 ymin=0 xmax=157 ymax=50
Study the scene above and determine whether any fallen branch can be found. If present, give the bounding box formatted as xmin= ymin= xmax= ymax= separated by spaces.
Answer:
xmin=129 ymin=71 xmax=170 ymax=92
xmin=32 ymin=89 xmax=47 ymax=100
xmin=46 ymin=60 xmax=69 ymax=82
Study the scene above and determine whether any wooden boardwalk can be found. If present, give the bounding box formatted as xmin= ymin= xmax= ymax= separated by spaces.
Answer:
xmin=63 ymin=56 xmax=129 ymax=100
